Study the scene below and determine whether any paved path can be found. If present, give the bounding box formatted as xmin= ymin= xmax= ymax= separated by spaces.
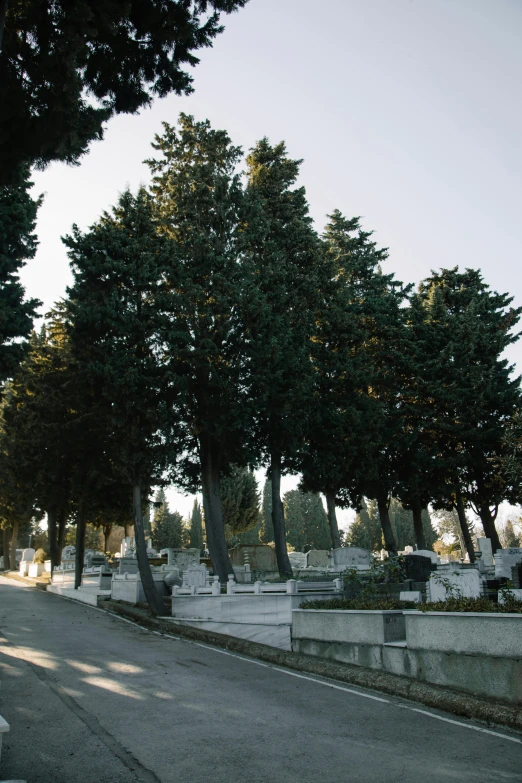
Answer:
xmin=0 ymin=576 xmax=520 ymax=783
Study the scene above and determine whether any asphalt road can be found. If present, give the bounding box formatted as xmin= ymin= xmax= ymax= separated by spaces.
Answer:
xmin=0 ymin=576 xmax=521 ymax=783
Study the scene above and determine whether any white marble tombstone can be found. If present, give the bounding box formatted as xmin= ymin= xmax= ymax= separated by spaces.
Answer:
xmin=495 ymin=548 xmax=522 ymax=580
xmin=288 ymin=552 xmax=307 ymax=569
xmin=413 ymin=549 xmax=439 ymax=565
xmin=305 ymin=550 xmax=329 ymax=569
xmin=427 ymin=568 xmax=482 ymax=602
xmin=182 ymin=564 xmax=209 ymax=588
xmin=477 ymin=538 xmax=494 ymax=567
xmin=328 ymin=547 xmax=371 ymax=571
xmin=21 ymin=548 xmax=35 ymax=563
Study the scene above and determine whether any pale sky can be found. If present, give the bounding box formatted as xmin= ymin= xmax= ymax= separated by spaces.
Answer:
xmin=21 ymin=0 xmax=522 ymax=524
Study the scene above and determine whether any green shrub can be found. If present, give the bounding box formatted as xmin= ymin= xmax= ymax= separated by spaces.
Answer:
xmin=419 ymin=596 xmax=522 ymax=613
xmin=34 ymin=548 xmax=48 ymax=564
xmin=299 ymin=595 xmax=522 ymax=613
xmin=300 ymin=597 xmax=417 ymax=611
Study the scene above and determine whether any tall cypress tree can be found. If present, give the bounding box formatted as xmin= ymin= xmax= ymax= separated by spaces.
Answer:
xmin=221 ymin=466 xmax=260 ymax=539
xmin=243 ymin=139 xmax=323 ymax=577
xmin=283 ymin=490 xmax=331 ymax=552
xmin=259 ymin=479 xmax=273 ymax=544
xmin=65 ymin=187 xmax=180 ymax=614
xmin=152 ymin=489 xmax=183 ymax=550
xmin=300 ymin=211 xmax=409 ymax=553
xmin=0 ymin=168 xmax=41 ymax=381
xmin=415 ymin=268 xmax=522 ymax=553
xmin=189 ymin=499 xmax=204 ymax=553
xmin=146 ymin=115 xmax=248 ymax=582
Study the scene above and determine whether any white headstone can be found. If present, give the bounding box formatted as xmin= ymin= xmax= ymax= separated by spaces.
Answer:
xmin=477 ymin=538 xmax=494 ymax=567
xmin=164 ymin=548 xmax=200 ymax=570
xmin=61 ymin=545 xmax=75 ymax=562
xmin=427 ymin=568 xmax=482 ymax=602
xmin=399 ymin=590 xmax=423 ymax=603
xmin=494 ymin=548 xmax=522 ymax=580
xmin=183 ymin=564 xmax=209 ymax=588
xmin=288 ymin=552 xmax=307 ymax=569
xmin=305 ymin=550 xmax=329 ymax=569
xmin=21 ymin=548 xmax=36 ymax=563
xmin=328 ymin=547 xmax=371 ymax=571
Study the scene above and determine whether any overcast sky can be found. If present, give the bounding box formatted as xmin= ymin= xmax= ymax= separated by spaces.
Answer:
xmin=21 ymin=0 xmax=522 ymax=525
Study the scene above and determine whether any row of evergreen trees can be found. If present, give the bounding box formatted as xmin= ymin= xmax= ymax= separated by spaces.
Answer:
xmin=0 ymin=114 xmax=520 ymax=613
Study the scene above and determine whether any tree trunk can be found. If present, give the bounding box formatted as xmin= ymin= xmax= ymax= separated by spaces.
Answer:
xmin=198 ymin=432 xmax=234 ymax=583
xmin=0 ymin=0 xmax=8 ymax=53
xmin=57 ymin=509 xmax=67 ymax=565
xmin=325 ymin=491 xmax=341 ymax=550
xmin=2 ymin=526 xmax=10 ymax=569
xmin=133 ymin=482 xmax=166 ymax=616
xmin=48 ymin=509 xmax=59 ymax=572
xmin=103 ymin=524 xmax=113 ymax=554
xmin=376 ymin=494 xmax=397 ymax=553
xmin=477 ymin=503 xmax=502 ymax=554
xmin=455 ymin=487 xmax=476 ymax=563
xmin=74 ymin=504 xmax=86 ymax=589
xmin=411 ymin=496 xmax=427 ymax=551
xmin=9 ymin=520 xmax=18 ymax=570
xmin=270 ymin=450 xmax=293 ymax=578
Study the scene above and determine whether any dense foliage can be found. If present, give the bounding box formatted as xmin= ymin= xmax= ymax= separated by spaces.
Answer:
xmin=1 ymin=114 xmax=520 ymax=612
xmin=0 ymin=1 xmax=248 ymax=182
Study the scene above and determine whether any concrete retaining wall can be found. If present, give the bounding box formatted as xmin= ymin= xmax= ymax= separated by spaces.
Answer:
xmin=170 ymin=592 xmax=341 ymax=650
xmin=292 ymin=609 xmax=522 ymax=705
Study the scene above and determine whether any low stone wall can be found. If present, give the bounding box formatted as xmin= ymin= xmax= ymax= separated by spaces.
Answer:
xmin=292 ymin=609 xmax=522 ymax=705
xmin=171 ymin=592 xmax=341 ymax=650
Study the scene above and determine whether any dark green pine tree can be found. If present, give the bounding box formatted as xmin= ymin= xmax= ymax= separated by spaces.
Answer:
xmin=152 ymin=488 xmax=183 ymax=550
xmin=259 ymin=479 xmax=274 ymax=544
xmin=416 ymin=268 xmax=522 ymax=554
xmin=283 ymin=490 xmax=331 ymax=552
xmin=189 ymin=499 xmax=204 ymax=553
xmin=221 ymin=466 xmax=260 ymax=540
xmin=65 ymin=187 xmax=181 ymax=614
xmin=243 ymin=139 xmax=323 ymax=577
xmin=0 ymin=1 xmax=248 ymax=182
xmin=301 ymin=210 xmax=409 ymax=553
xmin=387 ymin=499 xmax=438 ymax=551
xmin=0 ymin=168 xmax=41 ymax=381
xmin=346 ymin=499 xmax=382 ymax=552
xmin=146 ymin=115 xmax=249 ymax=583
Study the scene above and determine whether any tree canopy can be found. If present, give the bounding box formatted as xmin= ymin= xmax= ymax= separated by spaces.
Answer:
xmin=0 ymin=0 xmax=248 ymax=182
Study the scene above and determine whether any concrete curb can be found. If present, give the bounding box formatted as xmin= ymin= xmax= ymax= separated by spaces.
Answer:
xmin=1 ymin=571 xmax=49 ymax=591
xmin=102 ymin=599 xmax=522 ymax=733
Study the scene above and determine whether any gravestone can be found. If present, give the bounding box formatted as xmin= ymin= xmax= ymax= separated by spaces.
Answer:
xmin=288 ymin=552 xmax=307 ymax=569
xmin=427 ymin=568 xmax=482 ymax=602
xmin=328 ymin=547 xmax=371 ymax=571
xmin=305 ymin=549 xmax=329 ymax=569
xmin=494 ymin=548 xmax=522 ymax=580
xmin=477 ymin=538 xmax=494 ymax=567
xmin=229 ymin=545 xmax=278 ymax=573
xmin=118 ymin=556 xmax=139 ymax=575
xmin=163 ymin=548 xmax=200 ymax=570
xmin=413 ymin=549 xmax=438 ymax=565
xmin=182 ymin=564 xmax=209 ymax=588
xmin=21 ymin=548 xmax=35 ymax=563
xmin=399 ymin=590 xmax=423 ymax=603
xmin=61 ymin=545 xmax=75 ymax=561
xmin=404 ymin=554 xmax=432 ymax=582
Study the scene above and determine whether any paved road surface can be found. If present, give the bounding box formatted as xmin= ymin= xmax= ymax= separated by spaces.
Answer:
xmin=0 ymin=576 xmax=520 ymax=783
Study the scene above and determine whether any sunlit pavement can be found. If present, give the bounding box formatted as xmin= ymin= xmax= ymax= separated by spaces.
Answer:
xmin=0 ymin=575 xmax=521 ymax=783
